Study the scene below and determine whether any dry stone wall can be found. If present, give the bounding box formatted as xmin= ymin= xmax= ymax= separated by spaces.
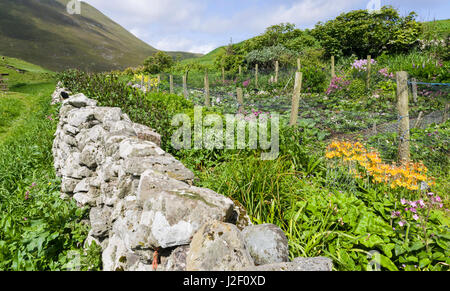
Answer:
xmin=51 ymin=85 xmax=332 ymax=271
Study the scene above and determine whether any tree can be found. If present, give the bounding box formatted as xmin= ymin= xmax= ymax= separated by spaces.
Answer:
xmin=245 ymin=45 xmax=297 ymax=70
xmin=214 ymin=42 xmax=244 ymax=73
xmin=311 ymin=6 xmax=422 ymax=58
xmin=143 ymin=51 xmax=174 ymax=74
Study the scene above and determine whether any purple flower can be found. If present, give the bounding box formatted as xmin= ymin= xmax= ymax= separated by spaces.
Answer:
xmin=401 ymin=199 xmax=407 ymax=205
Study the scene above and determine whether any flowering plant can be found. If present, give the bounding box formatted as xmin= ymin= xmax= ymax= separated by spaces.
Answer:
xmin=326 ymin=76 xmax=351 ymax=96
xmin=351 ymin=59 xmax=377 ymax=72
xmin=325 ymin=140 xmax=435 ymax=191
xmin=378 ymin=68 xmax=394 ymax=79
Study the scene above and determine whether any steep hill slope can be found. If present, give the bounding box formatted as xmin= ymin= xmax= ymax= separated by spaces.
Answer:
xmin=0 ymin=0 xmax=199 ymax=72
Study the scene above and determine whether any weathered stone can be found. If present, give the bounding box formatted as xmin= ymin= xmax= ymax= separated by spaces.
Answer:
xmin=102 ymin=234 xmax=132 ymax=271
xmin=73 ymin=192 xmax=97 ymax=207
xmin=122 ymin=156 xmax=195 ymax=182
xmin=244 ymin=257 xmax=333 ymax=271
xmin=66 ymin=107 xmax=96 ymax=128
xmin=93 ymin=107 xmax=123 ymax=124
xmin=61 ymin=177 xmax=80 ymax=193
xmin=186 ymin=220 xmax=255 ymax=271
xmin=63 ymin=124 xmax=80 ymax=136
xmin=136 ymin=170 xmax=235 ymax=249
xmin=90 ymin=207 xmax=112 ymax=238
xmin=74 ymin=179 xmax=90 ymax=193
xmin=164 ymin=245 xmax=190 ymax=271
xmin=132 ymin=123 xmax=161 ymax=146
xmin=119 ymin=138 xmax=165 ymax=159
xmin=63 ymin=93 xmax=97 ymax=108
xmin=80 ymin=144 xmax=104 ymax=169
xmin=60 ymin=153 xmax=93 ymax=179
xmin=242 ymin=224 xmax=289 ymax=265
xmin=51 ymin=86 xmax=72 ymax=105
xmin=76 ymin=125 xmax=106 ymax=151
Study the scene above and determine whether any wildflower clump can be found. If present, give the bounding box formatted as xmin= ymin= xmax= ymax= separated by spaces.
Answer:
xmin=326 ymin=76 xmax=351 ymax=96
xmin=130 ymin=74 xmax=161 ymax=92
xmin=326 ymin=140 xmax=435 ymax=191
xmin=351 ymin=59 xmax=377 ymax=72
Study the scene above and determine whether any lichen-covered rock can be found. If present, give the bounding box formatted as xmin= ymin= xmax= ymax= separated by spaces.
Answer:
xmin=135 ymin=170 xmax=236 ymax=249
xmin=164 ymin=245 xmax=190 ymax=271
xmin=241 ymin=224 xmax=289 ymax=265
xmin=122 ymin=156 xmax=195 ymax=182
xmin=62 ymin=93 xmax=97 ymax=108
xmin=186 ymin=220 xmax=255 ymax=271
xmin=244 ymin=257 xmax=333 ymax=271
xmin=90 ymin=207 xmax=113 ymax=238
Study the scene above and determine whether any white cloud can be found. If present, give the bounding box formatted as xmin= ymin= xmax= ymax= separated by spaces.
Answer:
xmin=155 ymin=37 xmax=216 ymax=54
xmin=84 ymin=0 xmax=205 ymax=26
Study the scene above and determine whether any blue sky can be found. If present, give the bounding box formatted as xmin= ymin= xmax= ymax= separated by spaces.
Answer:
xmin=83 ymin=0 xmax=450 ymax=54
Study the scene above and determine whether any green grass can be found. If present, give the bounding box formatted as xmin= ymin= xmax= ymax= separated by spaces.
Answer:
xmin=0 ymin=57 xmax=101 ymax=270
xmin=423 ymin=19 xmax=450 ymax=39
xmin=0 ymin=95 xmax=23 ymax=134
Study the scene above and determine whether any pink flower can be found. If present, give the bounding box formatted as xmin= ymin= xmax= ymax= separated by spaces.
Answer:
xmin=399 ymin=221 xmax=406 ymax=227
xmin=409 ymin=201 xmax=418 ymax=208
xmin=413 ymin=214 xmax=420 ymax=221
xmin=401 ymin=199 xmax=407 ymax=205
xmin=418 ymin=200 xmax=425 ymax=208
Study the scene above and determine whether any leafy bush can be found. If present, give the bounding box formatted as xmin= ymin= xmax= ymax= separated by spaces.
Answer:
xmin=312 ymin=6 xmax=422 ymax=58
xmin=245 ymin=45 xmax=297 ymax=70
xmin=301 ymin=65 xmax=328 ymax=93
xmin=143 ymin=51 xmax=174 ymax=74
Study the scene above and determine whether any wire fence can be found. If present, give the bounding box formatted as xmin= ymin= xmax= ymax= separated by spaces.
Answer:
xmin=141 ymin=67 xmax=449 ymax=151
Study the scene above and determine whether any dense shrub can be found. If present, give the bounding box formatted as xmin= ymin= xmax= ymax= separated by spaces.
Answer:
xmin=143 ymin=51 xmax=174 ymax=74
xmin=312 ymin=6 xmax=422 ymax=58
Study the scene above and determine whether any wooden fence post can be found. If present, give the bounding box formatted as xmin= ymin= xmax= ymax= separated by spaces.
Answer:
xmin=414 ymin=111 xmax=423 ymax=128
xmin=331 ymin=56 xmax=336 ymax=79
xmin=183 ymin=73 xmax=188 ymax=99
xmin=411 ymin=78 xmax=418 ymax=103
xmin=236 ymin=87 xmax=244 ymax=106
xmin=239 ymin=65 xmax=242 ymax=76
xmin=367 ymin=55 xmax=372 ymax=89
xmin=169 ymin=75 xmax=174 ymax=94
xmin=255 ymin=64 xmax=259 ymax=88
xmin=157 ymin=74 xmax=161 ymax=92
xmin=297 ymin=58 xmax=301 ymax=71
xmin=396 ymin=71 xmax=410 ymax=164
xmin=275 ymin=60 xmax=279 ymax=83
xmin=204 ymin=70 xmax=210 ymax=107
xmin=222 ymin=67 xmax=225 ymax=83
xmin=289 ymin=72 xmax=303 ymax=126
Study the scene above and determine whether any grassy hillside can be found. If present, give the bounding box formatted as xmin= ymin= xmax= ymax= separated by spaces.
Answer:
xmin=423 ymin=19 xmax=450 ymax=39
xmin=0 ymin=0 xmax=199 ymax=72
